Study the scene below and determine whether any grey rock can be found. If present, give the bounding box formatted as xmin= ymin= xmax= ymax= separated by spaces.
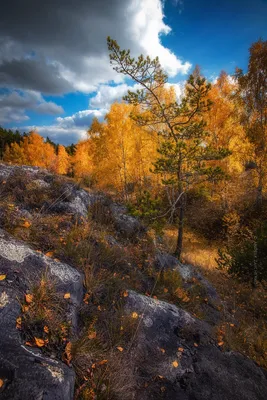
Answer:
xmin=126 ymin=291 xmax=267 ymax=400
xmin=50 ymin=183 xmax=102 ymax=220
xmin=31 ymin=179 xmax=51 ymax=189
xmin=154 ymin=252 xmax=222 ymax=325
xmin=0 ymin=229 xmax=83 ymax=399
xmin=110 ymin=203 xmax=146 ymax=240
xmin=155 ymin=252 xmax=218 ymax=299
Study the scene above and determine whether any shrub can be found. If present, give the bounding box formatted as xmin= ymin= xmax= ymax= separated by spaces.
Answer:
xmin=127 ymin=190 xmax=165 ymax=233
xmin=217 ymin=223 xmax=267 ymax=285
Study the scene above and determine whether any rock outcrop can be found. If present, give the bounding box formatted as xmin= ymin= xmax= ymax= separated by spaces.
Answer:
xmin=0 ymin=229 xmax=83 ymax=399
xmin=126 ymin=291 xmax=267 ymax=400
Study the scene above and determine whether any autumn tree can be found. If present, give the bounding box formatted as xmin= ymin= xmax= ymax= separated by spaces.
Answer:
xmin=4 ymin=131 xmax=56 ymax=171
xmin=0 ymin=127 xmax=24 ymax=159
xmin=236 ymin=39 xmax=267 ymax=209
xmin=55 ymin=145 xmax=70 ymax=175
xmin=204 ymin=72 xmax=250 ymax=211
xmin=72 ymin=140 xmax=93 ymax=180
xmin=107 ymin=37 xmax=228 ymax=258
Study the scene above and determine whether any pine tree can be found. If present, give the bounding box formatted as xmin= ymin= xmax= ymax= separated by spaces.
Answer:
xmin=107 ymin=37 xmax=229 ymax=258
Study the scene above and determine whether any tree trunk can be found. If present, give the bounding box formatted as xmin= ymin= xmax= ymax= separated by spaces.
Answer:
xmin=174 ymin=195 xmax=185 ymax=260
xmin=252 ymin=240 xmax=258 ymax=288
xmin=256 ymin=170 xmax=263 ymax=210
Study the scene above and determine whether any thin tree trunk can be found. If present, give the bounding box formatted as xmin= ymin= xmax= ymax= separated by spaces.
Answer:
xmin=174 ymin=200 xmax=185 ymax=260
xmin=256 ymin=169 xmax=263 ymax=210
xmin=174 ymin=155 xmax=184 ymax=260
xmin=252 ymin=240 xmax=258 ymax=288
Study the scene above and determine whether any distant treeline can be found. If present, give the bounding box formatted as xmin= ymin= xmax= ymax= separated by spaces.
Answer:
xmin=0 ymin=126 xmax=76 ymax=160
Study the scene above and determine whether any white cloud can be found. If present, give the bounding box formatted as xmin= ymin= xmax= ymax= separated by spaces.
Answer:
xmin=89 ymin=83 xmax=141 ymax=109
xmin=56 ymin=109 xmax=107 ymax=129
xmin=0 ymin=90 xmax=64 ymax=123
xmin=18 ymin=125 xmax=88 ymax=146
xmin=0 ymin=0 xmax=191 ymax=96
xmin=15 ymin=108 xmax=107 ymax=145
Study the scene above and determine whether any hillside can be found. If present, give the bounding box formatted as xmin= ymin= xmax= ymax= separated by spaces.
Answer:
xmin=0 ymin=163 xmax=267 ymax=400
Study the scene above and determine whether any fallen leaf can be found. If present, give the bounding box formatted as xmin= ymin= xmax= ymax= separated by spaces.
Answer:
xmin=218 ymin=341 xmax=224 ymax=347
xmin=22 ymin=305 xmax=29 ymax=313
xmin=158 ymin=375 xmax=164 ymax=379
xmin=16 ymin=316 xmax=22 ymax=329
xmin=0 ymin=274 xmax=6 ymax=281
xmin=0 ymin=378 xmax=4 ymax=388
xmin=172 ymin=360 xmax=179 ymax=368
xmin=64 ymin=341 xmax=72 ymax=365
xmin=83 ymin=293 xmax=90 ymax=304
xmin=175 ymin=288 xmax=190 ymax=302
xmin=160 ymin=348 xmax=165 ymax=354
xmin=44 ymin=325 xmax=49 ymax=334
xmin=34 ymin=337 xmax=48 ymax=347
xmin=88 ymin=331 xmax=97 ymax=340
xmin=25 ymin=293 xmax=33 ymax=304
xmin=25 ymin=341 xmax=33 ymax=346
xmin=122 ymin=290 xmax=129 ymax=297
xmin=163 ymin=288 xmax=168 ymax=293
xmin=64 ymin=293 xmax=71 ymax=299
xmin=230 ymin=323 xmax=235 ymax=327
xmin=132 ymin=312 xmax=139 ymax=319
xmin=117 ymin=346 xmax=124 ymax=352
xmin=178 ymin=347 xmax=184 ymax=352
xmin=22 ymin=221 xmax=31 ymax=229
xmin=98 ymin=359 xmax=108 ymax=365
xmin=194 ymin=343 xmax=198 ymax=347
xmin=45 ymin=251 xmax=54 ymax=258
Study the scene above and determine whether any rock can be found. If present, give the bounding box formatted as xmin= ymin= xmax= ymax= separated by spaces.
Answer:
xmin=110 ymin=203 xmax=146 ymax=240
xmin=154 ymin=252 xmax=181 ymax=271
xmin=155 ymin=252 xmax=218 ymax=300
xmin=154 ymin=252 xmax=221 ymax=324
xmin=50 ymin=183 xmax=102 ymax=220
xmin=125 ymin=291 xmax=267 ymax=400
xmin=0 ymin=229 xmax=83 ymax=399
xmin=0 ymin=163 xmax=43 ymax=179
xmin=31 ymin=179 xmax=51 ymax=189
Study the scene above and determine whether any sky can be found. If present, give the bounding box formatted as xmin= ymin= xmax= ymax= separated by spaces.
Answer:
xmin=0 ymin=0 xmax=267 ymax=145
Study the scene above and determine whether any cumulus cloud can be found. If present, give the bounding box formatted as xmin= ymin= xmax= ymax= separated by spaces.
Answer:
xmin=0 ymin=90 xmax=64 ymax=123
xmin=15 ymin=108 xmax=107 ymax=145
xmin=17 ymin=125 xmax=88 ymax=146
xmin=56 ymin=109 xmax=107 ymax=129
xmin=89 ymin=83 xmax=141 ymax=109
xmin=0 ymin=0 xmax=191 ymax=96
xmin=89 ymin=81 xmax=185 ymax=110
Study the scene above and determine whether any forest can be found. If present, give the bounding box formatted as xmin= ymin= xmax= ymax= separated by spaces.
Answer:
xmin=2 ymin=39 xmax=267 ymax=286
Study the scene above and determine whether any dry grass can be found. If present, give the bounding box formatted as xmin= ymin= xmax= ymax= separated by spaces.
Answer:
xmin=163 ymin=226 xmax=267 ymax=368
xmin=18 ymin=274 xmax=71 ymax=359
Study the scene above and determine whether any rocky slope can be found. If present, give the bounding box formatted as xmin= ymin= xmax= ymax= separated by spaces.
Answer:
xmin=0 ymin=163 xmax=267 ymax=400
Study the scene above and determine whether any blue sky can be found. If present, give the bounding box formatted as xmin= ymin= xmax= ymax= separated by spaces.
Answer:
xmin=0 ymin=0 xmax=266 ymax=144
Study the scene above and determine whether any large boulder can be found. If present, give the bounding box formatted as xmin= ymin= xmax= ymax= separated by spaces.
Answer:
xmin=0 ymin=229 xmax=83 ymax=399
xmin=125 ymin=291 xmax=267 ymax=400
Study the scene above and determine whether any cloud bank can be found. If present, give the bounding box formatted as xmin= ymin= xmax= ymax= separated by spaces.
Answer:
xmin=1 ymin=0 xmax=191 ymax=143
